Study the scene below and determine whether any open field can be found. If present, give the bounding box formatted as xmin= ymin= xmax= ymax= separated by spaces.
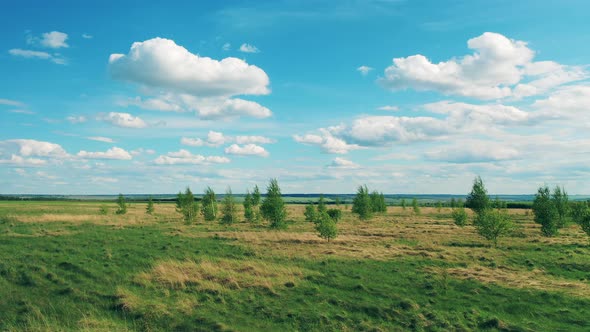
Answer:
xmin=1 ymin=201 xmax=589 ymax=331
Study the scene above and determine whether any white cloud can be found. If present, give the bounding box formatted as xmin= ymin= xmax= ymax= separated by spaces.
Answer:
xmin=239 ymin=43 xmax=260 ymax=53
xmin=100 ymin=112 xmax=147 ymax=128
xmin=376 ymin=105 xmax=399 ymax=111
xmin=36 ymin=171 xmax=57 ymax=179
xmin=357 ymin=65 xmax=373 ymax=76
xmin=293 ymin=129 xmax=361 ymax=154
xmin=90 ymin=176 xmax=118 ymax=183
xmin=154 ymin=149 xmax=230 ymax=165
xmin=378 ymin=32 xmax=586 ymax=100
xmin=235 ymin=135 xmax=275 ymax=144
xmin=328 ymin=157 xmax=359 ymax=169
xmin=211 ymin=98 xmax=271 ymax=119
xmin=425 ymin=141 xmax=521 ymax=163
xmin=120 ymin=96 xmax=184 ymax=112
xmin=87 ymin=136 xmax=115 ymax=143
xmin=40 ymin=31 xmax=69 ymax=48
xmin=0 ymin=98 xmax=25 ymax=107
xmin=7 ymin=139 xmax=68 ymax=158
xmin=8 ymin=109 xmax=35 ymax=115
xmin=82 ymin=34 xmax=93 ymax=39
xmin=0 ymin=154 xmax=46 ymax=166
xmin=8 ymin=49 xmax=66 ymax=65
xmin=67 ymin=115 xmax=87 ymax=124
xmin=222 ymin=42 xmax=231 ymax=51
xmin=224 ymin=144 xmax=269 ymax=157
xmin=77 ymin=147 xmax=132 ymax=160
xmin=180 ymin=137 xmax=204 ymax=147
xmin=206 ymin=131 xmax=228 ymax=146
xmin=109 ymin=38 xmax=270 ymax=97
xmin=532 ymin=84 xmax=590 ymax=117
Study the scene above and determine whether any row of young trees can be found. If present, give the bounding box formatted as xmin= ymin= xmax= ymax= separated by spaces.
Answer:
xmin=175 ymin=179 xmax=288 ymax=229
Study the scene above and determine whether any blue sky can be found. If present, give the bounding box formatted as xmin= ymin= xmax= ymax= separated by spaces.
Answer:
xmin=1 ymin=0 xmax=590 ymax=195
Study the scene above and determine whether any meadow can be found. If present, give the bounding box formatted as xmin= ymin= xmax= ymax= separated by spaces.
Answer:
xmin=1 ymin=200 xmax=589 ymax=331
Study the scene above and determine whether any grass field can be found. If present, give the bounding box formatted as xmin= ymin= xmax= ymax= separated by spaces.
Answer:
xmin=1 ymin=201 xmax=589 ymax=331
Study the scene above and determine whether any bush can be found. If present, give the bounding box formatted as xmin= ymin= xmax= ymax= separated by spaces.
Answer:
xmin=315 ymin=213 xmax=338 ymax=242
xmin=327 ymin=209 xmax=342 ymax=223
xmin=115 ymin=194 xmax=127 ymax=215
xmin=304 ymin=204 xmax=317 ymax=223
xmin=98 ymin=205 xmax=108 ymax=215
xmin=146 ymin=196 xmax=155 ymax=215
xmin=532 ymin=185 xmax=559 ymax=236
xmin=243 ymin=191 xmax=255 ymax=223
xmin=412 ymin=198 xmax=420 ymax=215
xmin=452 ymin=207 xmax=468 ymax=227
xmin=474 ymin=209 xmax=514 ymax=247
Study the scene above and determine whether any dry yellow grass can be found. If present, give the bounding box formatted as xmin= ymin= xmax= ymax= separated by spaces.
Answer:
xmin=428 ymin=265 xmax=590 ymax=298
xmin=136 ymin=258 xmax=309 ymax=293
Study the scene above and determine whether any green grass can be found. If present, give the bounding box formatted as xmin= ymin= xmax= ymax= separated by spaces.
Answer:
xmin=1 ymin=202 xmax=589 ymax=331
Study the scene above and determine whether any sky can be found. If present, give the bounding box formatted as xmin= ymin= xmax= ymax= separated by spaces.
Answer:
xmin=1 ymin=0 xmax=590 ymax=195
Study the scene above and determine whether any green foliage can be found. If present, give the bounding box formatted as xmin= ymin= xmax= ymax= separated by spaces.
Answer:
xmin=220 ymin=187 xmax=237 ymax=225
xmin=452 ymin=206 xmax=468 ymax=227
xmin=252 ymin=185 xmax=261 ymax=206
xmin=571 ymin=202 xmax=590 ymax=238
xmin=115 ymin=194 xmax=127 ymax=215
xmin=243 ymin=191 xmax=255 ymax=223
xmin=315 ymin=212 xmax=338 ymax=242
xmin=466 ymin=176 xmax=490 ymax=215
xmin=436 ymin=201 xmax=442 ymax=212
xmin=457 ymin=198 xmax=464 ymax=208
xmin=352 ymin=185 xmax=373 ymax=220
xmin=370 ymin=191 xmax=387 ymax=213
xmin=201 ymin=187 xmax=218 ymax=222
xmin=261 ymin=178 xmax=287 ymax=229
xmin=176 ymin=187 xmax=199 ymax=224
xmin=327 ymin=209 xmax=342 ymax=223
xmin=412 ymin=198 xmax=420 ymax=215
xmin=474 ymin=209 xmax=514 ymax=247
xmin=401 ymin=198 xmax=406 ymax=210
xmin=450 ymin=197 xmax=456 ymax=208
xmin=552 ymin=186 xmax=569 ymax=228
xmin=304 ymin=204 xmax=317 ymax=223
xmin=532 ymin=185 xmax=559 ymax=237
xmin=334 ymin=197 xmax=341 ymax=207
xmin=98 ymin=205 xmax=108 ymax=215
xmin=146 ymin=196 xmax=155 ymax=215
xmin=317 ymin=194 xmax=327 ymax=215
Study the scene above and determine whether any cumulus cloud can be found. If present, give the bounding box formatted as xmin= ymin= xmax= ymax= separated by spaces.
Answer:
xmin=180 ymin=137 xmax=204 ymax=147
xmin=77 ymin=147 xmax=132 ymax=160
xmin=532 ymin=84 xmax=590 ymax=117
xmin=224 ymin=144 xmax=269 ymax=157
xmin=154 ymin=149 xmax=230 ymax=165
xmin=327 ymin=157 xmax=360 ymax=169
xmin=109 ymin=38 xmax=270 ymax=97
xmin=378 ymin=32 xmax=586 ymax=100
xmin=239 ymin=43 xmax=260 ymax=53
xmin=100 ymin=112 xmax=147 ymax=128
xmin=7 ymin=139 xmax=68 ymax=158
xmin=357 ymin=65 xmax=373 ymax=76
xmin=39 ymin=31 xmax=69 ymax=48
xmin=294 ymin=129 xmax=361 ymax=154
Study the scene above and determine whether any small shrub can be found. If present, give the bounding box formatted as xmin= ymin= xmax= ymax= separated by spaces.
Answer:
xmin=115 ymin=194 xmax=127 ymax=215
xmin=474 ymin=209 xmax=514 ymax=247
xmin=261 ymin=179 xmax=287 ymax=229
xmin=146 ymin=196 xmax=155 ymax=215
xmin=327 ymin=209 xmax=342 ymax=223
xmin=99 ymin=205 xmax=108 ymax=215
xmin=352 ymin=185 xmax=373 ymax=220
xmin=304 ymin=204 xmax=317 ymax=223
xmin=220 ymin=187 xmax=237 ymax=225
xmin=532 ymin=185 xmax=559 ymax=236
xmin=452 ymin=207 xmax=468 ymax=227
xmin=316 ymin=213 xmax=338 ymax=242
xmin=412 ymin=198 xmax=420 ymax=215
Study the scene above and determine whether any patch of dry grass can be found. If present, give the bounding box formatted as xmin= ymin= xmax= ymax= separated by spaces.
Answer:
xmin=136 ymin=258 xmax=309 ymax=293
xmin=429 ymin=265 xmax=590 ymax=298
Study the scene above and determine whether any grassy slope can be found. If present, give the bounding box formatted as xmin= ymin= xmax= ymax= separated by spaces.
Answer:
xmin=0 ymin=202 xmax=589 ymax=331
